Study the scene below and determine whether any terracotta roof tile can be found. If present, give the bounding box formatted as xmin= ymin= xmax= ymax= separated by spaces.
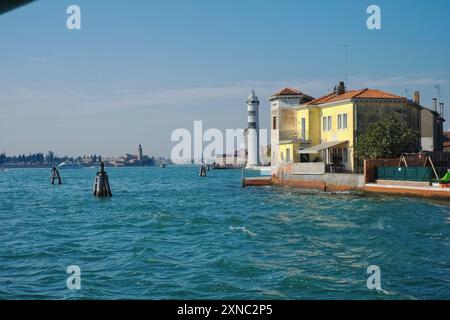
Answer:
xmin=272 ymin=87 xmax=303 ymax=96
xmin=306 ymin=88 xmax=406 ymax=105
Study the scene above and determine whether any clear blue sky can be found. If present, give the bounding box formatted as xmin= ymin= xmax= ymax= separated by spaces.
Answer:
xmin=1 ymin=0 xmax=449 ymax=157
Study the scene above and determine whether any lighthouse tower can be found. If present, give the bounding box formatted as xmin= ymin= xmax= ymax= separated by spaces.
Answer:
xmin=138 ymin=144 xmax=143 ymax=161
xmin=246 ymin=90 xmax=260 ymax=169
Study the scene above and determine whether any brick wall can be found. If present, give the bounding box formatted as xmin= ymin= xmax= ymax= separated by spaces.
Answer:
xmin=364 ymin=159 xmax=399 ymax=183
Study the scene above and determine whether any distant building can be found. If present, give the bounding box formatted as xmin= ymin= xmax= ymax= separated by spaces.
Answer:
xmin=214 ymin=150 xmax=246 ymax=169
xmin=110 ymin=144 xmax=156 ymax=166
xmin=444 ymin=130 xmax=450 ymax=152
xmin=419 ymin=96 xmax=445 ymax=152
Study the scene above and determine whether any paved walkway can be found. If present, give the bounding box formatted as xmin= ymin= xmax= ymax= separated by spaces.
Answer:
xmin=365 ymin=183 xmax=450 ymax=192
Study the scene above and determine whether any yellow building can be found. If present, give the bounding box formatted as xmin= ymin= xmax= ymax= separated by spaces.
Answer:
xmin=271 ymin=82 xmax=422 ymax=173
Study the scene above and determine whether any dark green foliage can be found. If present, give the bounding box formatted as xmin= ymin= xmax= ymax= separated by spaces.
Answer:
xmin=355 ymin=116 xmax=418 ymax=159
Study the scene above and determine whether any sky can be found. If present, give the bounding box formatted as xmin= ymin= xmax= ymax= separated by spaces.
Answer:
xmin=1 ymin=0 xmax=450 ymax=157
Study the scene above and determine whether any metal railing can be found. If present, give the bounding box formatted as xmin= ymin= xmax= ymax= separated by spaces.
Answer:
xmin=279 ymin=130 xmax=311 ymax=143
xmin=325 ymin=164 xmax=358 ymax=174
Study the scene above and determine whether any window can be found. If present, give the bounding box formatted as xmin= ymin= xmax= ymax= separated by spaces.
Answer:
xmin=249 ymin=122 xmax=256 ymax=129
xmin=301 ymin=117 xmax=306 ymax=139
xmin=286 ymin=148 xmax=291 ymax=163
xmin=248 ymin=110 xmax=256 ymax=116
xmin=272 ymin=116 xmax=277 ymax=130
xmin=323 ymin=116 xmax=332 ymax=131
xmin=343 ymin=147 xmax=348 ymax=163
xmin=338 ymin=113 xmax=348 ymax=130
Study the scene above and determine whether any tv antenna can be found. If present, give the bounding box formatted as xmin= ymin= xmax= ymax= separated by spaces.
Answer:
xmin=434 ymin=84 xmax=441 ymax=101
xmin=344 ymin=44 xmax=350 ymax=87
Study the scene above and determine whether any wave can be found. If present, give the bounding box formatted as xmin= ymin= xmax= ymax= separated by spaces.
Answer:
xmin=229 ymin=225 xmax=256 ymax=237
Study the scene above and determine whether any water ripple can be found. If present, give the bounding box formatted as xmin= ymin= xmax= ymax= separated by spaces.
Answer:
xmin=0 ymin=167 xmax=449 ymax=299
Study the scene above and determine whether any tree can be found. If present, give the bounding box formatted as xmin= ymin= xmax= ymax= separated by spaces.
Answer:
xmin=355 ymin=116 xmax=418 ymax=159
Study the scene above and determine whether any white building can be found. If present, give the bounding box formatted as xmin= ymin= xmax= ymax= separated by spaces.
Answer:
xmin=269 ymin=88 xmax=315 ymax=168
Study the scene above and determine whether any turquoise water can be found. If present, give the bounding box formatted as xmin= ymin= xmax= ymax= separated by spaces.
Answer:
xmin=0 ymin=166 xmax=449 ymax=300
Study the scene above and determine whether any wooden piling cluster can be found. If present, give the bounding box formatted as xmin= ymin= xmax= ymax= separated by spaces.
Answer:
xmin=199 ymin=164 xmax=207 ymax=177
xmin=50 ymin=165 xmax=62 ymax=185
xmin=93 ymin=162 xmax=112 ymax=197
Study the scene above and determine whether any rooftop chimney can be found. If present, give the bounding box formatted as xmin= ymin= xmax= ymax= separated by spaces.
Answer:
xmin=413 ymin=91 xmax=420 ymax=105
xmin=439 ymin=102 xmax=444 ymax=116
xmin=433 ymin=98 xmax=438 ymax=112
xmin=337 ymin=81 xmax=346 ymax=95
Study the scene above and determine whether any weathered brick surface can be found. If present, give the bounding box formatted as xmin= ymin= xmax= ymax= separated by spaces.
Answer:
xmin=243 ymin=178 xmax=272 ymax=187
xmin=364 ymin=185 xmax=450 ymax=200
xmin=272 ymin=177 xmax=359 ymax=192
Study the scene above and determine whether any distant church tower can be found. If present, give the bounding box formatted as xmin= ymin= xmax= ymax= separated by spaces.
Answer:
xmin=138 ymin=144 xmax=143 ymax=161
xmin=246 ymin=90 xmax=260 ymax=168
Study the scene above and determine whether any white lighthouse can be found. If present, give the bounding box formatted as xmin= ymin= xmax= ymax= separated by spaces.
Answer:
xmin=246 ymin=90 xmax=260 ymax=169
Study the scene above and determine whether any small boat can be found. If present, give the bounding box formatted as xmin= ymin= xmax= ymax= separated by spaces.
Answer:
xmin=160 ymin=163 xmax=166 ymax=168
xmin=58 ymin=162 xmax=82 ymax=169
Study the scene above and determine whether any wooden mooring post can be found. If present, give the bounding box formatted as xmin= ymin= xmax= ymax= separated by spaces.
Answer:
xmin=50 ymin=165 xmax=62 ymax=185
xmin=93 ymin=162 xmax=112 ymax=197
xmin=199 ymin=164 xmax=207 ymax=177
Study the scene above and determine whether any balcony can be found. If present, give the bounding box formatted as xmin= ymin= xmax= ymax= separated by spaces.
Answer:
xmin=279 ymin=130 xmax=311 ymax=144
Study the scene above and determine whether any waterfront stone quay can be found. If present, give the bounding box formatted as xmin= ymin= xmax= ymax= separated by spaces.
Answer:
xmin=243 ymin=159 xmax=450 ymax=200
xmin=243 ymin=175 xmax=450 ymax=200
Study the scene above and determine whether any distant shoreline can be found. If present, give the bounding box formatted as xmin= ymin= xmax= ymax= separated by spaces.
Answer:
xmin=0 ymin=163 xmax=160 ymax=169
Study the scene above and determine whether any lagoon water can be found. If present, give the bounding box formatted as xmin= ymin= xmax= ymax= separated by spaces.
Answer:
xmin=0 ymin=166 xmax=449 ymax=299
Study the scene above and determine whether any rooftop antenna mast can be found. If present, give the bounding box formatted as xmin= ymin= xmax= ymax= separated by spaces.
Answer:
xmin=344 ymin=44 xmax=350 ymax=88
xmin=434 ymin=84 xmax=441 ymax=102
xmin=434 ymin=85 xmax=443 ymax=116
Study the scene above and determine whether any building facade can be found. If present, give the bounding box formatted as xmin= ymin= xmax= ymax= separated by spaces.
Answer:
xmin=420 ymin=97 xmax=445 ymax=152
xmin=269 ymin=88 xmax=315 ymax=168
xmin=444 ymin=130 xmax=450 ymax=152
xmin=271 ymin=82 xmax=445 ymax=173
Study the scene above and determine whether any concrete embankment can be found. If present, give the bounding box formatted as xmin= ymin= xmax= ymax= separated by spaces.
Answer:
xmin=243 ymin=173 xmax=364 ymax=191
xmin=243 ymin=174 xmax=450 ymax=200
xmin=272 ymin=173 xmax=365 ymax=192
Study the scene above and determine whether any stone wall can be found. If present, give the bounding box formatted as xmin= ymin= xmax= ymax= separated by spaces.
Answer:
xmin=273 ymin=172 xmax=365 ymax=191
xmin=292 ymin=162 xmax=325 ymax=175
